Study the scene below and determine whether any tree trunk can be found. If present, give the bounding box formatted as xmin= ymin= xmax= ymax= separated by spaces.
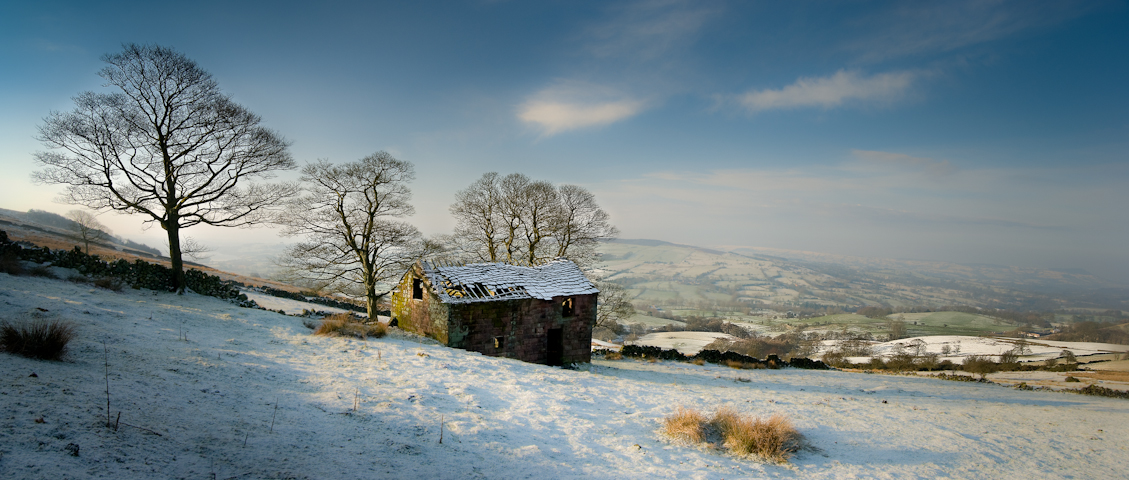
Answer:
xmin=165 ymin=218 xmax=186 ymax=294
xmin=365 ymin=281 xmax=379 ymax=320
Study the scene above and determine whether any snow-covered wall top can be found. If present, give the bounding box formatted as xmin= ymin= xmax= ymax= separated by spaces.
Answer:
xmin=422 ymin=259 xmax=598 ymax=304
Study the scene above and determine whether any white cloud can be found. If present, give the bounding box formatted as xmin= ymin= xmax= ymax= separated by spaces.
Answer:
xmin=738 ymin=70 xmax=916 ymax=112
xmin=518 ymin=82 xmax=646 ymax=136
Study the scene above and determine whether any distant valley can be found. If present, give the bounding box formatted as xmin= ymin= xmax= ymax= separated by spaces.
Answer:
xmin=598 ymin=239 xmax=1129 ymax=313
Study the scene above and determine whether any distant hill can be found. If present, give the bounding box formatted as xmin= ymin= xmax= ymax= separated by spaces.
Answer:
xmin=597 ymin=239 xmax=1129 ymax=312
xmin=0 ymin=208 xmax=163 ymax=258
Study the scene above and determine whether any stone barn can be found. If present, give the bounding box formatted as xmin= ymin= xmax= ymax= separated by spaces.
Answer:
xmin=390 ymin=258 xmax=598 ymax=366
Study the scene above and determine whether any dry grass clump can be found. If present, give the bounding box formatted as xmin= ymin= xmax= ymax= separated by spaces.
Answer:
xmin=314 ymin=313 xmax=387 ymax=339
xmin=662 ymin=406 xmax=708 ymax=443
xmin=724 ymin=359 xmax=765 ymax=370
xmin=662 ymin=405 xmax=801 ymax=463
xmin=1 ymin=318 xmax=77 ymax=360
xmin=93 ymin=277 xmax=123 ymax=291
xmin=26 ymin=264 xmax=58 ymax=279
xmin=716 ymin=410 xmax=799 ymax=462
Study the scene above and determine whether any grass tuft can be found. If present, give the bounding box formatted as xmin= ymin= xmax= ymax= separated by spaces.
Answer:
xmin=662 ymin=406 xmax=708 ymax=444
xmin=314 ymin=313 xmax=386 ymax=339
xmin=26 ymin=264 xmax=58 ymax=279
xmin=717 ymin=412 xmax=799 ymax=462
xmin=1 ymin=318 xmax=77 ymax=361
xmin=662 ymin=405 xmax=801 ymax=463
xmin=93 ymin=277 xmax=123 ymax=291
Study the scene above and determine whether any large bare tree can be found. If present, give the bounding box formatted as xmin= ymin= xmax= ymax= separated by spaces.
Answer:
xmin=275 ymin=152 xmax=421 ymax=319
xmin=449 ymin=172 xmax=618 ymax=268
xmin=33 ymin=44 xmax=297 ymax=292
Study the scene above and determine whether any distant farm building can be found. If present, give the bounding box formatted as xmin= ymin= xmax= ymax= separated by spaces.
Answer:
xmin=390 ymin=259 xmax=598 ymax=365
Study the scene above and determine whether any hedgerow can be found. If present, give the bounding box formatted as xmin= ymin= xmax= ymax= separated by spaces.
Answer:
xmin=617 ymin=344 xmax=828 ymax=370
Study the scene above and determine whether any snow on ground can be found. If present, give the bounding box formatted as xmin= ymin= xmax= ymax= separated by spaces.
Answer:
xmin=827 ymin=335 xmax=1129 ymax=364
xmin=240 ymin=290 xmax=358 ymax=317
xmin=591 ymin=339 xmax=622 ymax=352
xmin=3 ymin=272 xmax=1129 ymax=479
xmin=627 ymin=332 xmax=734 ymax=355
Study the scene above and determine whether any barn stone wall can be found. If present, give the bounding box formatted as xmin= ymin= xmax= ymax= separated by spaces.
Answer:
xmin=389 ymin=262 xmax=596 ymax=365
xmin=389 ymin=264 xmax=449 ymax=343
xmin=448 ymin=293 xmax=595 ymax=365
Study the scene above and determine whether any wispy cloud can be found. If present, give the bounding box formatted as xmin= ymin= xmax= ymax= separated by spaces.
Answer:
xmin=518 ymin=82 xmax=645 ymax=136
xmin=851 ymin=149 xmax=956 ymax=176
xmin=516 ymin=0 xmax=717 ymax=136
xmin=738 ymin=70 xmax=916 ymax=113
xmin=583 ymin=0 xmax=720 ymax=62
xmin=845 ymin=0 xmax=1097 ymax=62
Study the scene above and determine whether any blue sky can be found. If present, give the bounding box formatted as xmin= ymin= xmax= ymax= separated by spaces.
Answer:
xmin=2 ymin=0 xmax=1127 ymax=283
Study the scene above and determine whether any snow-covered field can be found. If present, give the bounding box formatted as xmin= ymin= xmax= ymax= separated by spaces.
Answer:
xmin=240 ymin=290 xmax=357 ymax=317
xmin=3 ymin=272 xmax=1129 ymax=479
xmin=831 ymin=335 xmax=1129 ymax=364
xmin=628 ymin=332 xmax=735 ymax=355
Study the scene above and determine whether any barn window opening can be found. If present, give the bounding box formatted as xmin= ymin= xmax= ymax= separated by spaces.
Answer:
xmin=412 ymin=278 xmax=423 ymax=299
xmin=561 ymin=297 xmax=575 ymax=317
xmin=494 ymin=336 xmax=504 ymax=349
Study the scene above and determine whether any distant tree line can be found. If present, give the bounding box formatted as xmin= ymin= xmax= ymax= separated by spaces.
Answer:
xmin=1045 ymin=321 xmax=1129 ymax=345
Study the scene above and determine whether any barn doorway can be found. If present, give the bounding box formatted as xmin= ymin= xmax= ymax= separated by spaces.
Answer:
xmin=546 ymin=328 xmax=563 ymax=366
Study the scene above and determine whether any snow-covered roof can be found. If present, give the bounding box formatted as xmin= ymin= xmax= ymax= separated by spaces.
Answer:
xmin=420 ymin=258 xmax=598 ymax=304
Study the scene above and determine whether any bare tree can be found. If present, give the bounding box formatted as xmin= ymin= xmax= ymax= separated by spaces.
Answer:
xmin=887 ymin=316 xmax=907 ymax=341
xmin=552 ymin=184 xmax=619 ymax=267
xmin=450 ymin=173 xmax=502 ymax=262
xmin=33 ymin=44 xmax=297 ymax=292
xmin=595 ymin=280 xmax=636 ymax=333
xmin=65 ymin=210 xmax=110 ymax=254
xmin=449 ymin=172 xmax=617 ymax=268
xmin=275 ymin=152 xmax=420 ymax=319
xmin=180 ymin=237 xmax=211 ymax=262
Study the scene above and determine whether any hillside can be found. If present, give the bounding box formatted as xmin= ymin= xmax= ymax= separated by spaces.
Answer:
xmin=598 ymin=239 xmax=1129 ymax=312
xmin=3 ymin=272 xmax=1129 ymax=478
xmin=0 ymin=212 xmax=298 ymax=292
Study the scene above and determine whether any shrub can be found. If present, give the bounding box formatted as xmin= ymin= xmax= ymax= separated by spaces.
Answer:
xmin=662 ymin=406 xmax=802 ymax=463
xmin=26 ymin=264 xmax=57 ymax=279
xmin=0 ymin=252 xmax=23 ymax=275
xmin=962 ymin=355 xmax=998 ymax=379
xmin=93 ymin=277 xmax=123 ymax=292
xmin=866 ymin=357 xmax=887 ymax=370
xmin=1 ymin=318 xmax=77 ymax=360
xmin=1065 ymin=376 xmax=1081 ymax=383
xmin=885 ymin=353 xmax=917 ymax=371
xmin=662 ymin=406 xmax=707 ymax=444
xmin=604 ymin=351 xmax=623 ymax=360
xmin=314 ymin=313 xmax=386 ymax=339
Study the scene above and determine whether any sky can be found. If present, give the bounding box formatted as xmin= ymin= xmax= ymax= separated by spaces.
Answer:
xmin=1 ymin=0 xmax=1127 ymax=283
